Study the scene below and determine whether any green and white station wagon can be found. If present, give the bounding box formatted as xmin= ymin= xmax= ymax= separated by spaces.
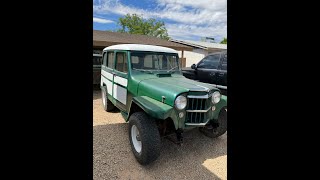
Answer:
xmin=100 ymin=44 xmax=227 ymax=165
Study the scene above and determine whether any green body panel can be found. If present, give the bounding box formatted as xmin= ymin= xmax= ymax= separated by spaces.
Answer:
xmin=137 ymin=74 xmax=218 ymax=106
xmin=212 ymin=95 xmax=227 ymax=120
xmin=132 ymin=96 xmax=174 ymax=119
xmin=101 ymin=49 xmax=227 ymax=130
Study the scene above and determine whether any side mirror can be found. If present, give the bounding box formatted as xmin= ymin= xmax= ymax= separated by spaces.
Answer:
xmin=191 ymin=64 xmax=196 ymax=69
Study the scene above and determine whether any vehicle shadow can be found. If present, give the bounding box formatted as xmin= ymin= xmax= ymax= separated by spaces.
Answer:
xmin=93 ymin=91 xmax=121 ymax=113
xmin=93 ymin=122 xmax=227 ymax=180
xmin=93 ymin=89 xmax=101 ymax=100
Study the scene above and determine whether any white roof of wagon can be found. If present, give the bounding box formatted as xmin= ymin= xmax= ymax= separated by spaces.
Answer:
xmin=103 ymin=44 xmax=178 ymax=54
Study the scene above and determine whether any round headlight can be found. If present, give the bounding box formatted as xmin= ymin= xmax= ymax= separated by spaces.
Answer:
xmin=212 ymin=91 xmax=221 ymax=104
xmin=175 ymin=95 xmax=187 ymax=110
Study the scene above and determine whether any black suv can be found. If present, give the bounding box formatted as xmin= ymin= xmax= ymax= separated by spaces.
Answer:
xmin=182 ymin=51 xmax=227 ymax=95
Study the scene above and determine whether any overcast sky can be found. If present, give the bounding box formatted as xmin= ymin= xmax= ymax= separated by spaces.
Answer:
xmin=93 ymin=0 xmax=227 ymax=42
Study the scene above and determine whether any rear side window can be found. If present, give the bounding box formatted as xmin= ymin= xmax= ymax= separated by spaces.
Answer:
xmin=197 ymin=54 xmax=221 ymax=69
xmin=115 ymin=52 xmax=128 ymax=73
xmin=107 ymin=52 xmax=114 ymax=68
xmin=102 ymin=53 xmax=107 ymax=66
xmin=221 ymin=54 xmax=227 ymax=70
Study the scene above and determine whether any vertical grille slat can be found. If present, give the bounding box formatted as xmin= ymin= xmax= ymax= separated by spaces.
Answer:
xmin=196 ymin=99 xmax=198 ymax=110
xmin=192 ymin=99 xmax=194 ymax=110
xmin=186 ymin=93 xmax=211 ymax=124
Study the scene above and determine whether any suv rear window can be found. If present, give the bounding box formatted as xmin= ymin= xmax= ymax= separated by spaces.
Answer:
xmin=221 ymin=54 xmax=227 ymax=70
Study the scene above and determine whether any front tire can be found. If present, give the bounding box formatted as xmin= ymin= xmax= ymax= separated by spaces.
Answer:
xmin=129 ymin=112 xmax=161 ymax=165
xmin=101 ymin=88 xmax=115 ymax=112
xmin=199 ymin=107 xmax=227 ymax=138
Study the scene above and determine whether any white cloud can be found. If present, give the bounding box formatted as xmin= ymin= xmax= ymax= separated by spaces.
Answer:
xmin=157 ymin=0 xmax=226 ymax=11
xmin=166 ymin=23 xmax=227 ymax=42
xmin=93 ymin=17 xmax=114 ymax=24
xmin=93 ymin=0 xmax=227 ymax=40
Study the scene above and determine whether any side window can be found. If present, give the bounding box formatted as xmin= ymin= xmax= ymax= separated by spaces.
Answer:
xmin=197 ymin=54 xmax=220 ymax=69
xmin=221 ymin=54 xmax=227 ymax=70
xmin=102 ymin=53 xmax=107 ymax=66
xmin=107 ymin=52 xmax=114 ymax=68
xmin=115 ymin=52 xmax=128 ymax=73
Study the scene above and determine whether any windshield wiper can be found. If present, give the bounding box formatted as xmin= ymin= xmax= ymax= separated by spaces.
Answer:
xmin=132 ymin=68 xmax=153 ymax=74
xmin=166 ymin=66 xmax=179 ymax=73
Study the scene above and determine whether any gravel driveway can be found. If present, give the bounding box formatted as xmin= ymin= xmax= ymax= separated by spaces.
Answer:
xmin=93 ymin=90 xmax=227 ymax=180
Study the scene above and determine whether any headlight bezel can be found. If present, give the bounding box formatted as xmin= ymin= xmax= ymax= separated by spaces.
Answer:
xmin=211 ymin=91 xmax=221 ymax=104
xmin=174 ymin=95 xmax=187 ymax=110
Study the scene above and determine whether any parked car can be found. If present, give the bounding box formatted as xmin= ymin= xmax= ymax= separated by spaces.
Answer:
xmin=93 ymin=53 xmax=102 ymax=84
xmin=182 ymin=51 xmax=227 ymax=95
xmin=100 ymin=44 xmax=227 ymax=165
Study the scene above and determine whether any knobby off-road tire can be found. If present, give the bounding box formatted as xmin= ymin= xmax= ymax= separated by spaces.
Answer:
xmin=129 ymin=112 xmax=161 ymax=165
xmin=199 ymin=107 xmax=227 ymax=138
xmin=101 ymin=88 xmax=115 ymax=112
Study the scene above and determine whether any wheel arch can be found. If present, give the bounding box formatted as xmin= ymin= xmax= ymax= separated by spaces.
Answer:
xmin=127 ymin=96 xmax=174 ymax=122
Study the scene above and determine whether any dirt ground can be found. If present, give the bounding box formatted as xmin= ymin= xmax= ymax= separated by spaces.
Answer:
xmin=93 ymin=89 xmax=227 ymax=180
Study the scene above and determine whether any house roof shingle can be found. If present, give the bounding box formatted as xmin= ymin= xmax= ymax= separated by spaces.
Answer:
xmin=93 ymin=30 xmax=192 ymax=51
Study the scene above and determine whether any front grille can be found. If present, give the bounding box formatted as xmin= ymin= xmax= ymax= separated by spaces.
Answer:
xmin=185 ymin=95 xmax=211 ymax=124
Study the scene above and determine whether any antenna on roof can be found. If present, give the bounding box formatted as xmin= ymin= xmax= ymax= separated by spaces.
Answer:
xmin=205 ymin=37 xmax=215 ymax=41
xmin=201 ymin=37 xmax=215 ymax=43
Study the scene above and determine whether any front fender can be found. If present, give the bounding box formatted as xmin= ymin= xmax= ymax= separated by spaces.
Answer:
xmin=212 ymin=95 xmax=227 ymax=119
xmin=131 ymin=96 xmax=174 ymax=120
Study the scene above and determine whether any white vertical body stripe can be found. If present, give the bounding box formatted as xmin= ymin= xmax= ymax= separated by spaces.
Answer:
xmin=113 ymin=84 xmax=127 ymax=105
xmin=106 ymin=80 xmax=112 ymax=95
xmin=114 ymin=76 xmax=128 ymax=87
xmin=101 ymin=69 xmax=113 ymax=80
xmin=101 ymin=76 xmax=113 ymax=95
xmin=101 ymin=69 xmax=127 ymax=104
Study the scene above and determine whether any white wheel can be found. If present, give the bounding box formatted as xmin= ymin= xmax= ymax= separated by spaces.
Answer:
xmin=102 ymin=90 xmax=106 ymax=107
xmin=131 ymin=125 xmax=142 ymax=153
xmin=128 ymin=112 xmax=161 ymax=165
xmin=101 ymin=88 xmax=115 ymax=112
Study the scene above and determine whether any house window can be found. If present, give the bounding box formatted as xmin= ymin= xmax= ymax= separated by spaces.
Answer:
xmin=93 ymin=49 xmax=102 ymax=54
xmin=93 ymin=55 xmax=102 ymax=65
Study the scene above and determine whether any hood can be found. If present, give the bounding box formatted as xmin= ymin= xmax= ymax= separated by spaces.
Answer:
xmin=137 ymin=74 xmax=218 ymax=106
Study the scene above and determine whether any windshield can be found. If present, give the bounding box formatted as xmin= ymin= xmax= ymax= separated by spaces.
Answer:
xmin=130 ymin=51 xmax=180 ymax=73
